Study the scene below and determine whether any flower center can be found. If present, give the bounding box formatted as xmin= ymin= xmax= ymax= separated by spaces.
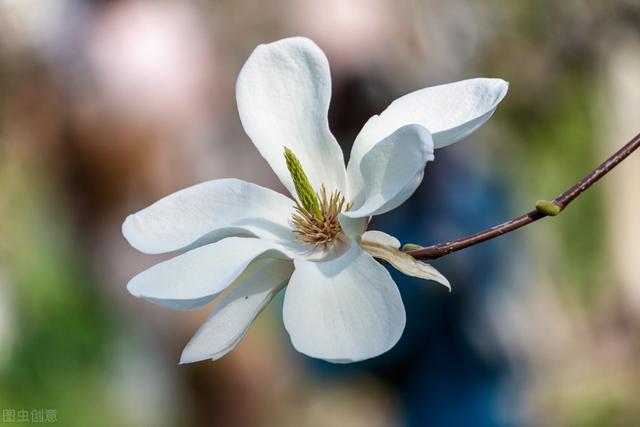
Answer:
xmin=292 ymin=185 xmax=351 ymax=246
xmin=284 ymin=147 xmax=351 ymax=246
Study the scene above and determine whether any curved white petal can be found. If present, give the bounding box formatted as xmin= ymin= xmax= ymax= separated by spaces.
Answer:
xmin=122 ymin=179 xmax=296 ymax=254
xmin=236 ymin=37 xmax=347 ymax=199
xmin=342 ymin=124 xmax=434 ymax=226
xmin=349 ymin=79 xmax=508 ymax=171
xmin=180 ymin=258 xmax=294 ymax=364
xmin=338 ymin=216 xmax=369 ymax=243
xmin=127 ymin=237 xmax=289 ymax=310
xmin=283 ymin=244 xmax=405 ymax=363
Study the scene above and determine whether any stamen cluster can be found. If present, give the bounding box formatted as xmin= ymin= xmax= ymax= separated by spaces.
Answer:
xmin=284 ymin=146 xmax=351 ymax=246
xmin=292 ymin=186 xmax=351 ymax=246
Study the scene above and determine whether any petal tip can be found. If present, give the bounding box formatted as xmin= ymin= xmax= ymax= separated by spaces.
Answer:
xmin=178 ymin=351 xmax=197 ymax=365
xmin=422 ymin=262 xmax=451 ymax=291
xmin=125 ymin=276 xmax=143 ymax=298
xmin=121 ymin=212 xmax=156 ymax=254
xmin=121 ymin=213 xmax=136 ymax=244
xmin=484 ymin=77 xmax=509 ymax=103
xmin=179 ymin=344 xmax=212 ymax=365
xmin=495 ymin=78 xmax=509 ymax=97
xmin=272 ymin=36 xmax=320 ymax=50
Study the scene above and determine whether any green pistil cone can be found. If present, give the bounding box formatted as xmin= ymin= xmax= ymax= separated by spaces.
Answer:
xmin=284 ymin=147 xmax=323 ymax=220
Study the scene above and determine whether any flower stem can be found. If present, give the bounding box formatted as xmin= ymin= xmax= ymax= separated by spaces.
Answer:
xmin=407 ymin=131 xmax=640 ymax=260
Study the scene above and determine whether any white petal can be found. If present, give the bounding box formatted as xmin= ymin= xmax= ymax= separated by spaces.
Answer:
xmin=282 ymin=244 xmax=405 ymax=363
xmin=127 ymin=237 xmax=289 ymax=310
xmin=122 ymin=179 xmax=296 ymax=254
xmin=236 ymin=37 xmax=347 ymax=199
xmin=350 ymin=78 xmax=508 ymax=171
xmin=343 ymin=124 xmax=434 ymax=224
xmin=180 ymin=258 xmax=293 ymax=364
xmin=338 ymin=216 xmax=369 ymax=243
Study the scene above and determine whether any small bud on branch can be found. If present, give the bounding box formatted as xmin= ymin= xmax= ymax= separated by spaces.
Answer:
xmin=535 ymin=200 xmax=562 ymax=216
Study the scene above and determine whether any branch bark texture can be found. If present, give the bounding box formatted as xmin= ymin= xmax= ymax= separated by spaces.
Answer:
xmin=408 ymin=132 xmax=640 ymax=260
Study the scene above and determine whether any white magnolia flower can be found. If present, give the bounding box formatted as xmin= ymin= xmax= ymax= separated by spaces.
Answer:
xmin=123 ymin=37 xmax=507 ymax=363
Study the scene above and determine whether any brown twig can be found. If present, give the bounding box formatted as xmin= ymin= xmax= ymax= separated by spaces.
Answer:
xmin=408 ymin=132 xmax=640 ymax=260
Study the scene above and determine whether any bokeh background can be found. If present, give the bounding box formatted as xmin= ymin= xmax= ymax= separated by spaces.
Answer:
xmin=1 ymin=0 xmax=640 ymax=426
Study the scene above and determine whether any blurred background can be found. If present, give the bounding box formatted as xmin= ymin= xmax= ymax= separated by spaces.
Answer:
xmin=1 ymin=0 xmax=640 ymax=426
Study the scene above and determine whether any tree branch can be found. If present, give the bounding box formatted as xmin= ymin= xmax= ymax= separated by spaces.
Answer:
xmin=407 ymin=132 xmax=640 ymax=260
